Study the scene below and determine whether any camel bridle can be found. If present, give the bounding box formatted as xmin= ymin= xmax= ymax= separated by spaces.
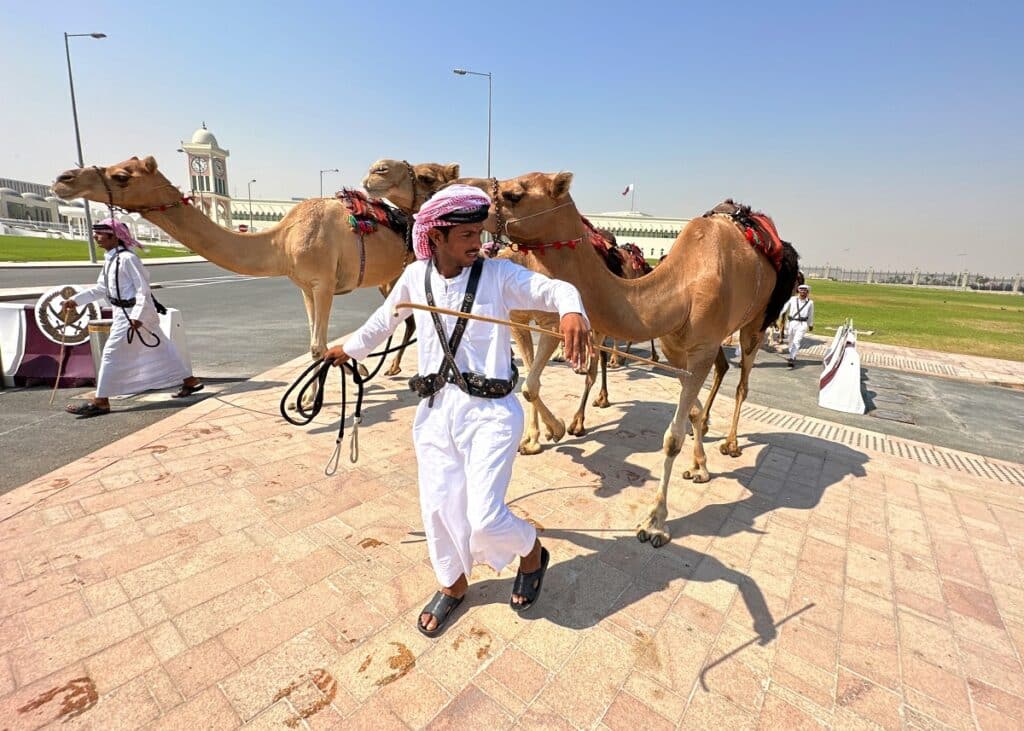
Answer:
xmin=91 ymin=165 xmax=193 ymax=215
xmin=488 ymin=182 xmax=582 ymax=253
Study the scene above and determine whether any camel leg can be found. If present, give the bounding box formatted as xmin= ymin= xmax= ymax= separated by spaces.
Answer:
xmin=720 ymin=324 xmax=764 ymax=458
xmin=592 ymin=347 xmax=610 ymax=408
xmin=607 ymin=339 xmax=625 ymax=369
xmin=637 ymin=351 xmax=717 ymax=547
xmin=288 ymin=288 xmax=321 ymax=412
xmin=696 ymin=347 xmax=730 ymax=438
xmin=383 ymin=317 xmax=415 ymax=377
xmin=511 ymin=324 xmax=542 ymax=455
xmin=520 ymin=333 xmax=566 ymax=454
xmin=650 ymin=339 xmax=659 ymax=362
xmin=302 ymin=282 xmax=336 ymax=409
xmin=568 ymin=334 xmax=605 ymax=435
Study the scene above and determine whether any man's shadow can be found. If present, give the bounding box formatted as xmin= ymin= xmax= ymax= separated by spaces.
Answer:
xmin=472 ymin=433 xmax=868 ymax=649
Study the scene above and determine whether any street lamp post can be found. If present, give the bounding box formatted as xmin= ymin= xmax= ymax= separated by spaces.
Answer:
xmin=247 ymin=179 xmax=256 ymax=231
xmin=320 ymin=168 xmax=339 ymax=198
xmin=453 ymin=68 xmax=492 ymax=178
xmin=64 ymin=31 xmax=106 ymax=263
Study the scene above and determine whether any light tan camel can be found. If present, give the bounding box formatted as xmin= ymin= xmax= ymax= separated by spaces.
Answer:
xmin=482 ymin=172 xmax=798 ymax=547
xmin=364 ymin=161 xmax=634 ymax=455
xmin=52 ymin=156 xmax=418 ymax=399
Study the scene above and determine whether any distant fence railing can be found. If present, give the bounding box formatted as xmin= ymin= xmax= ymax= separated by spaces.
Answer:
xmin=803 ymin=265 xmax=1021 ymax=293
xmin=0 ymin=217 xmax=178 ymax=244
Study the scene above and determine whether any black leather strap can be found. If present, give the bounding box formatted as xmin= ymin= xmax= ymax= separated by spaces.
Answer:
xmin=423 ymin=258 xmax=483 ymax=404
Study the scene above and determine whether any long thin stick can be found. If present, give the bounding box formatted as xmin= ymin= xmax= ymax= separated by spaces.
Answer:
xmin=48 ymin=309 xmax=72 ymax=405
xmin=393 ymin=302 xmax=692 ymax=377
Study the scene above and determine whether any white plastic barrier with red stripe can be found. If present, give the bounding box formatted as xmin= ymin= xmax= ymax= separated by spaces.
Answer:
xmin=818 ymin=319 xmax=866 ymax=414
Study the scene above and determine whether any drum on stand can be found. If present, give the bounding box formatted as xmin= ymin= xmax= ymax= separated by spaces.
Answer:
xmin=88 ymin=319 xmax=113 ymax=374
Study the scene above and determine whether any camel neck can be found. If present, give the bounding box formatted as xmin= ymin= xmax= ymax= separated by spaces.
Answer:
xmin=143 ymin=204 xmax=287 ymax=277
xmin=518 ymin=211 xmax=695 ymax=342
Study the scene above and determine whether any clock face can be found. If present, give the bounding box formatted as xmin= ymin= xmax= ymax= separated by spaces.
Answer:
xmin=213 ymin=159 xmax=225 ymax=177
xmin=190 ymin=157 xmax=208 ymax=174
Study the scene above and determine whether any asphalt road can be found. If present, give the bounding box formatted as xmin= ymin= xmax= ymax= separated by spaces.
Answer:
xmin=2 ymin=261 xmax=1022 ymax=493
xmin=0 ymin=261 xmax=386 ymax=492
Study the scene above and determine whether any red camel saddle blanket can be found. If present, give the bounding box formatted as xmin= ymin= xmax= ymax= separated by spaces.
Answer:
xmin=336 ymin=189 xmax=409 ymax=236
xmin=746 ymin=214 xmax=784 ymax=271
xmin=621 ymin=242 xmax=652 ymax=273
xmin=703 ymin=201 xmax=785 ymax=272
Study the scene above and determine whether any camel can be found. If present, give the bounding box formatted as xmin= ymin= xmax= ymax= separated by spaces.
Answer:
xmin=364 ymin=160 xmax=643 ymax=455
xmin=52 ymin=156 xmax=421 ymax=402
xmin=481 ymin=172 xmax=798 ymax=546
xmin=361 ymin=159 xmax=462 ymax=375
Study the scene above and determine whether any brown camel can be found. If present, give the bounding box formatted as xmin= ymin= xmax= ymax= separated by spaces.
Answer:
xmin=362 ymin=159 xmax=462 ymax=375
xmin=364 ymin=161 xmax=637 ymax=455
xmin=482 ymin=172 xmax=798 ymax=547
xmin=52 ymin=156 xmax=418 ymax=402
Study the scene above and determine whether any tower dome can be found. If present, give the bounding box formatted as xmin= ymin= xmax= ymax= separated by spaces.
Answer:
xmin=190 ymin=123 xmax=218 ymax=146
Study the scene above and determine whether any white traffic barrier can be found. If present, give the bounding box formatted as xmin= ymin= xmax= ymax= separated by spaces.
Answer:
xmin=818 ymin=319 xmax=865 ymax=414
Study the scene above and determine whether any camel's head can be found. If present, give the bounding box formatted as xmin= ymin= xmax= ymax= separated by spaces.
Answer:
xmin=53 ymin=156 xmax=178 ymax=211
xmin=362 ymin=159 xmax=460 ymax=212
xmin=489 ymin=172 xmax=575 ymax=242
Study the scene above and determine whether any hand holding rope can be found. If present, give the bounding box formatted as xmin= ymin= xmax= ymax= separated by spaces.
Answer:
xmin=279 ymin=333 xmax=416 ymax=475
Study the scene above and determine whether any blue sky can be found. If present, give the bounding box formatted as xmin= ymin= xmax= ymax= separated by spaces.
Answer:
xmin=2 ymin=0 xmax=1022 ymax=273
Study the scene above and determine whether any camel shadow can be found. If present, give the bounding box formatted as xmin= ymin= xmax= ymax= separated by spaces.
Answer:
xmin=488 ymin=432 xmax=866 ymax=643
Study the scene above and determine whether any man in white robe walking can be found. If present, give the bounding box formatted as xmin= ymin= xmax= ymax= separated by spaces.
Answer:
xmin=782 ymin=283 xmax=815 ymax=367
xmin=62 ymin=219 xmax=202 ymax=417
xmin=323 ymin=186 xmax=590 ymax=636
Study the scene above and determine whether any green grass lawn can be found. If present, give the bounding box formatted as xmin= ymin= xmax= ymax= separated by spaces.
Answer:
xmin=809 ymin=279 xmax=1024 ymax=361
xmin=0 ymin=235 xmax=194 ymax=262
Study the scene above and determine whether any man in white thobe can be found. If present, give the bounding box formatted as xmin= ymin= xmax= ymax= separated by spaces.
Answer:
xmin=324 ymin=186 xmax=590 ymax=636
xmin=782 ymin=283 xmax=815 ymax=367
xmin=63 ymin=219 xmax=202 ymax=417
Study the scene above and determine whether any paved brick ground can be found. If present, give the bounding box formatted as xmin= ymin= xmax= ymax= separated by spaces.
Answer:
xmin=2 ymin=344 xmax=1023 ymax=730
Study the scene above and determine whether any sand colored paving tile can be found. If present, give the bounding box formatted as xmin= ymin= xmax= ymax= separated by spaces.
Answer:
xmin=1 ymin=345 xmax=1023 ymax=729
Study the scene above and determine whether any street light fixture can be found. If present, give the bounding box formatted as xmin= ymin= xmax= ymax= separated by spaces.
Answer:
xmin=247 ymin=179 xmax=256 ymax=231
xmin=320 ymin=168 xmax=339 ymax=198
xmin=453 ymin=68 xmax=492 ymax=178
xmin=64 ymin=31 xmax=106 ymax=263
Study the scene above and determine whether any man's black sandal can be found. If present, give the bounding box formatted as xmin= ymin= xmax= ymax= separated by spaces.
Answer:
xmin=417 ymin=591 xmax=464 ymax=637
xmin=510 ymin=547 xmax=550 ymax=613
xmin=66 ymin=403 xmax=110 ymax=418
xmin=172 ymin=382 xmax=204 ymax=398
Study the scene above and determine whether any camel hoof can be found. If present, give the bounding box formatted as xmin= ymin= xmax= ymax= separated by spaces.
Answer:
xmin=357 ymin=364 xmax=369 ymax=378
xmin=636 ymin=526 xmax=669 ymax=547
xmin=719 ymin=443 xmax=742 ymax=458
xmin=519 ymin=440 xmax=542 ymax=456
xmin=383 ymin=365 xmax=401 ymax=377
xmin=567 ymin=417 xmax=586 ymax=437
xmin=592 ymin=395 xmax=610 ymax=409
xmin=607 ymin=359 xmax=623 ymax=370
xmin=545 ymin=420 xmax=566 ymax=443
xmin=692 ymin=471 xmax=711 ymax=484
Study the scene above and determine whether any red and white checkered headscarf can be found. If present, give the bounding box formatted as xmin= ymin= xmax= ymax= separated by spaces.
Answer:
xmin=93 ymin=218 xmax=144 ymax=250
xmin=411 ymin=185 xmax=490 ymax=260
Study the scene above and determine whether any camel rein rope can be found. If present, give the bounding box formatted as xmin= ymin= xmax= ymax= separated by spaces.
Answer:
xmin=393 ymin=302 xmax=692 ymax=378
xmin=279 ymin=334 xmax=416 ymax=475
xmin=93 ymin=168 xmax=192 ymax=214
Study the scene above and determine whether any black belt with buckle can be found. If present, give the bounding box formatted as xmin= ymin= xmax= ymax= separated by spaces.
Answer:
xmin=793 ymin=317 xmax=807 ymax=321
xmin=410 ymin=363 xmax=519 ymax=400
xmin=110 ymin=297 xmax=136 ymax=307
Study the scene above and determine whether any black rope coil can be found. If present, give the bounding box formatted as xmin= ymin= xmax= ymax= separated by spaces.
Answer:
xmin=279 ymin=333 xmax=414 ymax=475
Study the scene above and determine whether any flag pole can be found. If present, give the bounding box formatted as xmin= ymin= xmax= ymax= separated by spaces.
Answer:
xmin=631 ymin=184 xmax=636 ymax=213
